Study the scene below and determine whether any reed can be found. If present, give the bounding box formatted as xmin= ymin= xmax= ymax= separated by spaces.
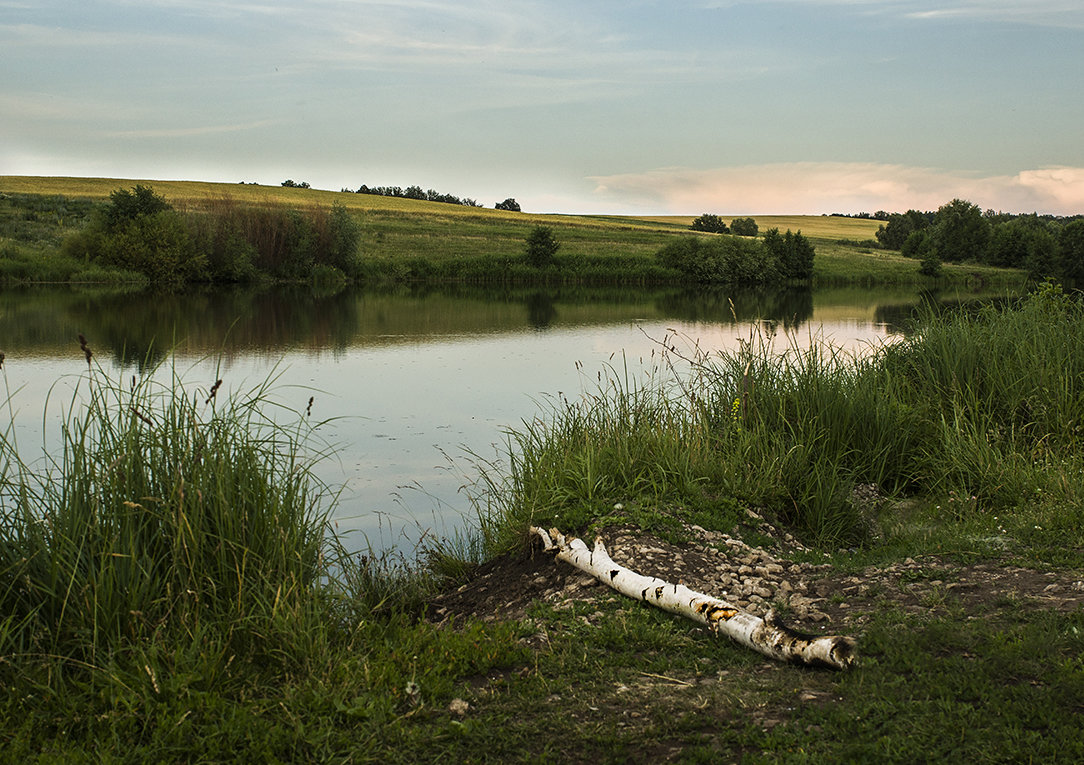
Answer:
xmin=471 ymin=283 xmax=1084 ymax=548
xmin=0 ymin=349 xmax=346 ymax=680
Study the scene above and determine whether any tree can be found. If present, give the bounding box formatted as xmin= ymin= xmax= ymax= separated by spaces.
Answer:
xmin=985 ymin=217 xmax=1054 ymax=268
xmin=762 ymin=228 xmax=815 ymax=280
xmin=690 ymin=214 xmax=729 ymax=234
xmin=730 ymin=217 xmax=759 ymax=237
xmin=931 ymin=199 xmax=989 ymax=262
xmin=525 ymin=225 xmax=560 ymax=267
xmin=280 ymin=180 xmax=310 ymax=188
xmin=102 ymin=185 xmax=172 ymax=230
xmin=1057 ymin=219 xmax=1084 ymax=284
xmin=495 ymin=198 xmax=521 ymax=212
xmin=1023 ymin=227 xmax=1059 ymax=281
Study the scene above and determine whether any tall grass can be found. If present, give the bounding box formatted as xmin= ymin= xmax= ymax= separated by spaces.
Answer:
xmin=470 ymin=282 xmax=1084 ymax=549
xmin=0 ymin=354 xmax=347 ymax=684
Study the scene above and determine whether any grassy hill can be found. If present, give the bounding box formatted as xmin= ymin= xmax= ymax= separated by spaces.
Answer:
xmin=0 ymin=175 xmax=1022 ymax=287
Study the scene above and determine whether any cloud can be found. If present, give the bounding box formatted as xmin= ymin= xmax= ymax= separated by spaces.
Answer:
xmin=706 ymin=0 xmax=1084 ymax=29
xmin=104 ymin=120 xmax=279 ymax=139
xmin=588 ymin=162 xmax=1084 ymax=215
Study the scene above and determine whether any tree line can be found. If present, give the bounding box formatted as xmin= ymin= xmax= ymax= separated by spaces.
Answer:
xmin=875 ymin=199 xmax=1084 ymax=283
xmin=690 ymin=214 xmax=759 ymax=236
xmin=347 ymin=183 xmax=484 ymax=208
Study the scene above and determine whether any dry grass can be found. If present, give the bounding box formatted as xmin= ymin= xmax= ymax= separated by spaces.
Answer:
xmin=629 ymin=214 xmax=884 ymax=240
xmin=1 ymin=176 xmax=883 ymax=237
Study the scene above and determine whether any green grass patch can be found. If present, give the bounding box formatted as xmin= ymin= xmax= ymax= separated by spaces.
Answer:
xmin=2 ymin=177 xmax=1029 ymax=288
xmin=467 ymin=282 xmax=1084 ymax=552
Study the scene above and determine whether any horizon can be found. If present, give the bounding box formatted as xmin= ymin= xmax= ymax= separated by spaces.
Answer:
xmin=3 ymin=2 xmax=1083 ymax=217
xmin=5 ymin=172 xmax=1081 ymax=220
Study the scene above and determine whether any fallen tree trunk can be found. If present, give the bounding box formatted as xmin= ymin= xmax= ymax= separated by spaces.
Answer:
xmin=531 ymin=526 xmax=856 ymax=670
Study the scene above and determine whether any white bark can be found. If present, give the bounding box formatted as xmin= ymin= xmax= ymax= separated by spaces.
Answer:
xmin=531 ymin=526 xmax=856 ymax=670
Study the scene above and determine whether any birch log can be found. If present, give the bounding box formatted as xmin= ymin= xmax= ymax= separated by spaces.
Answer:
xmin=531 ymin=526 xmax=856 ymax=670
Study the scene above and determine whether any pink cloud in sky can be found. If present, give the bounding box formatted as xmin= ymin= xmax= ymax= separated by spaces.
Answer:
xmin=589 ymin=162 xmax=1084 ymax=216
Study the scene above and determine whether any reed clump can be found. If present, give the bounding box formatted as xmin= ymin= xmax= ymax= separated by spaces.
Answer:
xmin=473 ymin=282 xmax=1084 ymax=548
xmin=0 ymin=350 xmax=346 ymax=685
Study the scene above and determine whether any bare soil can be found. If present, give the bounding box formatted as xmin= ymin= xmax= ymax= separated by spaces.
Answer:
xmin=426 ymin=518 xmax=1084 ymax=762
xmin=430 ymin=522 xmax=1084 ymax=634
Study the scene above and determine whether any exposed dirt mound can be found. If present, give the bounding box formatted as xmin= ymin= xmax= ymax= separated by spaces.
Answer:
xmin=430 ymin=522 xmax=1084 ymax=633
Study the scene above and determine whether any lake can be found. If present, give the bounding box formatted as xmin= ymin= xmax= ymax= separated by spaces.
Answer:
xmin=0 ymin=283 xmax=958 ymax=554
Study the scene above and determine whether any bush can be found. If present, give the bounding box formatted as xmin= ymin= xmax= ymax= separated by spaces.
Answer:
xmin=525 ymin=225 xmax=560 ymax=267
xmin=103 ymin=210 xmax=206 ymax=283
xmin=730 ymin=217 xmax=759 ymax=237
xmin=690 ymin=214 xmax=729 ymax=234
xmin=102 ymin=185 xmax=172 ymax=230
xmin=919 ymin=249 xmax=943 ymax=277
xmin=657 ymin=236 xmax=779 ymax=284
xmin=495 ymin=198 xmax=521 ymax=212
xmin=761 ymin=228 xmax=815 ymax=280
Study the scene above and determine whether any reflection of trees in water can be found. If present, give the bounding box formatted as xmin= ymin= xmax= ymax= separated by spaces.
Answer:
xmin=2 ymin=284 xmax=1014 ymax=370
xmin=873 ymin=291 xmax=1017 ymax=335
xmin=33 ymin=286 xmax=360 ymax=371
xmin=654 ymin=287 xmax=814 ymax=329
xmin=525 ymin=291 xmax=557 ymax=329
xmin=93 ymin=286 xmax=362 ymax=369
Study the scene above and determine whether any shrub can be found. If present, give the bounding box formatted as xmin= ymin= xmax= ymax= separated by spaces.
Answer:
xmin=102 ymin=185 xmax=172 ymax=230
xmin=495 ymin=198 xmax=521 ymax=212
xmin=657 ymin=236 xmax=779 ymax=284
xmin=99 ymin=210 xmax=206 ymax=284
xmin=690 ymin=214 xmax=729 ymax=234
xmin=919 ymin=248 xmax=943 ymax=277
xmin=525 ymin=225 xmax=560 ymax=267
xmin=762 ymin=228 xmax=815 ymax=280
xmin=730 ymin=217 xmax=759 ymax=237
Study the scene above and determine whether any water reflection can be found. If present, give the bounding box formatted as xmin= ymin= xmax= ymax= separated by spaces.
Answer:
xmin=0 ymin=282 xmax=1005 ymax=553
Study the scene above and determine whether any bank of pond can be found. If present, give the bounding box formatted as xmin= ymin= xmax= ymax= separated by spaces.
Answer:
xmin=0 ymin=283 xmax=1081 ymax=759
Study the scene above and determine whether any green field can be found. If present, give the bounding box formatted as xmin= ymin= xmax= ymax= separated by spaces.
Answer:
xmin=0 ymin=175 xmax=1026 ymax=288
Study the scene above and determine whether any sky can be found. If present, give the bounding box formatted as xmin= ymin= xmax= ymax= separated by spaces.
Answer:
xmin=3 ymin=0 xmax=1083 ymax=215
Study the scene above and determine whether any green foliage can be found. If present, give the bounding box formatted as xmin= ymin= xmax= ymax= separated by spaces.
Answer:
xmin=729 ymin=217 xmax=759 ymax=237
xmin=495 ymin=198 xmax=521 ymax=212
xmin=918 ymin=247 xmax=943 ymax=277
xmin=106 ymin=210 xmax=207 ymax=283
xmin=479 ymin=287 xmax=1084 ymax=546
xmin=900 ymin=229 xmax=931 ymax=260
xmin=689 ymin=213 xmax=729 ymax=234
xmin=875 ymin=209 xmax=931 ymax=249
xmin=761 ymin=228 xmax=815 ymax=279
xmin=102 ymin=185 xmax=172 ymax=230
xmin=656 ymin=235 xmax=779 ymax=284
xmin=524 ymin=225 xmax=560 ymax=267
xmin=1022 ymin=226 xmax=1059 ymax=281
xmin=1058 ymin=219 xmax=1084 ymax=283
xmin=931 ymin=198 xmax=990 ymax=262
xmin=59 ymin=188 xmax=365 ymax=284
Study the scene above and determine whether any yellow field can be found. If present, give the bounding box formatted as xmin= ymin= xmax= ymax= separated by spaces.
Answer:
xmin=0 ymin=176 xmax=883 ymax=237
xmin=626 ymin=214 xmax=884 ymax=240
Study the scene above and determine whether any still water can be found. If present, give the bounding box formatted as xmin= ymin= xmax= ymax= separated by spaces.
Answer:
xmin=0 ymin=283 xmax=950 ymax=553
